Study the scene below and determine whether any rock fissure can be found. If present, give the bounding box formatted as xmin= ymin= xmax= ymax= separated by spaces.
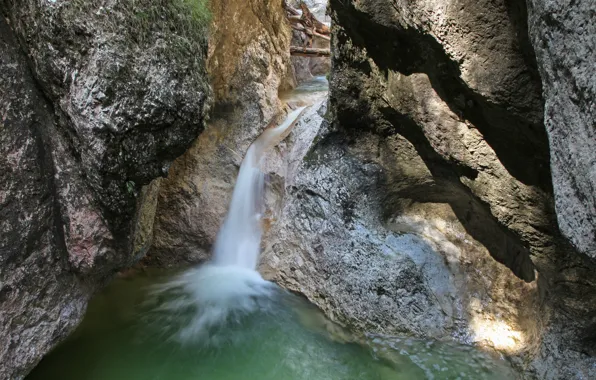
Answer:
xmin=331 ymin=0 xmax=550 ymax=192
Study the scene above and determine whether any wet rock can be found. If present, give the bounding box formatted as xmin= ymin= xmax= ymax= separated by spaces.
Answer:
xmin=145 ymin=0 xmax=293 ymax=266
xmin=261 ymin=101 xmax=541 ymax=362
xmin=0 ymin=1 xmax=210 ymax=377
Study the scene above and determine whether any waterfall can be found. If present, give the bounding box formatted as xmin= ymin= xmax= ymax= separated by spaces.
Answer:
xmin=148 ymin=107 xmax=307 ymax=344
xmin=212 ymin=106 xmax=307 ymax=269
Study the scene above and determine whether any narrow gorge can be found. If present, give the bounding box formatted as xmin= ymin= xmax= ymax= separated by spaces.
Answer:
xmin=0 ymin=0 xmax=594 ymax=379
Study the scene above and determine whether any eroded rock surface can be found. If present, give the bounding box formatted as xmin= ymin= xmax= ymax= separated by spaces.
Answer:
xmin=0 ymin=1 xmax=210 ymax=377
xmin=261 ymin=0 xmax=596 ymax=378
xmin=527 ymin=0 xmax=596 ymax=260
xmin=261 ymin=101 xmax=542 ymax=364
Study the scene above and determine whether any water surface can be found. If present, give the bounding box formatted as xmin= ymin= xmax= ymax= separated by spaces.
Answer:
xmin=28 ymin=270 xmax=515 ymax=380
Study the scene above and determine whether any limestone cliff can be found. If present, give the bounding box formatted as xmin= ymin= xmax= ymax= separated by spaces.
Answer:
xmin=3 ymin=0 xmax=591 ymax=378
xmin=0 ymin=1 xmax=210 ymax=378
xmin=527 ymin=0 xmax=596 ymax=260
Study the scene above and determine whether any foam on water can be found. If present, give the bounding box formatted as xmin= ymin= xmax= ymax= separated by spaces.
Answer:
xmin=146 ymin=106 xmax=307 ymax=344
xmin=146 ymin=265 xmax=277 ymax=345
xmin=212 ymin=106 xmax=306 ymax=269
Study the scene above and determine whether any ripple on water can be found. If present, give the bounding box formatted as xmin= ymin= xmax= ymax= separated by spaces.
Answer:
xmin=27 ymin=269 xmax=516 ymax=380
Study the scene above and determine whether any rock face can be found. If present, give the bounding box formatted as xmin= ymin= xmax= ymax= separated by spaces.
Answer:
xmin=145 ymin=0 xmax=293 ymax=266
xmin=260 ymin=0 xmax=596 ymax=378
xmin=0 ymin=0 xmax=210 ymax=378
xmin=527 ymin=0 xmax=596 ymax=260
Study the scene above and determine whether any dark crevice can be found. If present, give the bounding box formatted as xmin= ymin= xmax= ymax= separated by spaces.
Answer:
xmin=377 ymin=106 xmax=536 ymax=282
xmin=331 ymin=0 xmax=552 ymax=193
xmin=503 ymin=0 xmax=543 ymax=88
xmin=333 ymin=86 xmax=536 ymax=281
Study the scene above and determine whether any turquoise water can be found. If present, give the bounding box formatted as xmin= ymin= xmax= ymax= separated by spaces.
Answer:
xmin=280 ymin=76 xmax=329 ymax=104
xmin=28 ymin=270 xmax=515 ymax=380
xmin=292 ymin=75 xmax=329 ymax=94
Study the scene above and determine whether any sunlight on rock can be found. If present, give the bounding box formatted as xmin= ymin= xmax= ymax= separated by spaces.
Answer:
xmin=470 ymin=303 xmax=525 ymax=353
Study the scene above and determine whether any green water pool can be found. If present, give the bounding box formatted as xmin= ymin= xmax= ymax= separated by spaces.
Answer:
xmin=28 ymin=269 xmax=515 ymax=380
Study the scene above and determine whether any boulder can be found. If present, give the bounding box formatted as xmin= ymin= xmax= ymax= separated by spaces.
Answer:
xmin=0 ymin=1 xmax=210 ymax=377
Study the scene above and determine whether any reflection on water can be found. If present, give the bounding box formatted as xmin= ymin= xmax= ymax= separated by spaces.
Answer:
xmin=28 ymin=271 xmax=516 ymax=380
xmin=293 ymin=75 xmax=329 ymax=94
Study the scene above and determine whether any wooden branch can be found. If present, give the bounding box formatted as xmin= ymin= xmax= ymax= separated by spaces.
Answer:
xmin=315 ymin=25 xmax=330 ymax=35
xmin=313 ymin=30 xmax=331 ymax=41
xmin=286 ymin=1 xmax=331 ymax=36
xmin=291 ymin=24 xmax=307 ymax=32
xmin=299 ymin=1 xmax=330 ymax=35
xmin=291 ymin=24 xmax=331 ymax=41
xmin=290 ymin=46 xmax=331 ymax=57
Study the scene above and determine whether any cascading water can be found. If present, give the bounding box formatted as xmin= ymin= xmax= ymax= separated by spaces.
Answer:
xmin=28 ymin=78 xmax=515 ymax=380
xmin=212 ymin=106 xmax=307 ymax=269
xmin=147 ymin=106 xmax=307 ymax=344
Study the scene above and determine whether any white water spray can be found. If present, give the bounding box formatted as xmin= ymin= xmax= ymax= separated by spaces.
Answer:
xmin=149 ymin=107 xmax=307 ymax=344
xmin=212 ymin=106 xmax=307 ymax=269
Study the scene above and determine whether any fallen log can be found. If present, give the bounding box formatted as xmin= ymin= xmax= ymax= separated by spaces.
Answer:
xmin=290 ymin=46 xmax=331 ymax=57
xmin=299 ymin=2 xmax=330 ymax=35
xmin=284 ymin=1 xmax=300 ymax=16
xmin=285 ymin=1 xmax=331 ymax=48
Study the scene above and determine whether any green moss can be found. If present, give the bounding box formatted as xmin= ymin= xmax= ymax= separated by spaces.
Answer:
xmin=63 ymin=0 xmax=211 ymax=57
xmin=181 ymin=0 xmax=212 ymax=26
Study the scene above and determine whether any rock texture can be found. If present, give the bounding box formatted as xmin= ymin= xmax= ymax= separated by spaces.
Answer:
xmin=145 ymin=0 xmax=293 ymax=266
xmin=260 ymin=0 xmax=596 ymax=378
xmin=527 ymin=0 xmax=596 ymax=260
xmin=0 ymin=0 xmax=210 ymax=378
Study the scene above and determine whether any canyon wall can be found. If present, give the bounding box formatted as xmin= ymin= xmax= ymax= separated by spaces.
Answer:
xmin=0 ymin=0 xmax=211 ymax=377
xmin=261 ymin=0 xmax=596 ymax=378
xmin=145 ymin=0 xmax=293 ymax=266
xmin=2 ymin=0 xmax=593 ymax=378
xmin=527 ymin=0 xmax=596 ymax=260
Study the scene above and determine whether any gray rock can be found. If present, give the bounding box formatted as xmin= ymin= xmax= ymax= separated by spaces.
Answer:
xmin=527 ymin=0 xmax=596 ymax=260
xmin=0 ymin=1 xmax=210 ymax=377
xmin=261 ymin=101 xmax=542 ymax=365
xmin=262 ymin=0 xmax=596 ymax=378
